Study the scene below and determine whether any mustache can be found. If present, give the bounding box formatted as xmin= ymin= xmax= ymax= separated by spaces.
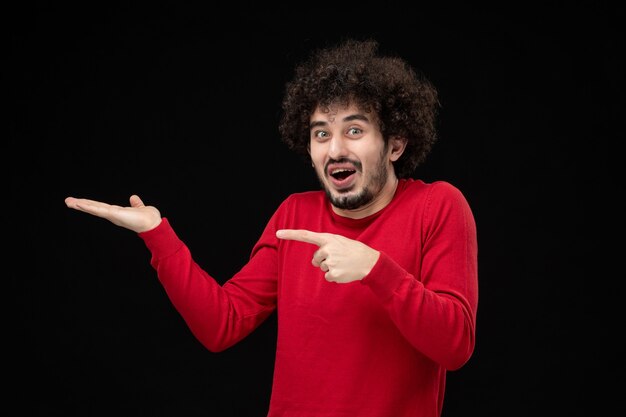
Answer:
xmin=324 ymin=158 xmax=362 ymax=172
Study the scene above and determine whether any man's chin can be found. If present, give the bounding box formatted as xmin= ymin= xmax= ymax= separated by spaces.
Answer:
xmin=328 ymin=187 xmax=355 ymax=201
xmin=329 ymin=192 xmax=369 ymax=211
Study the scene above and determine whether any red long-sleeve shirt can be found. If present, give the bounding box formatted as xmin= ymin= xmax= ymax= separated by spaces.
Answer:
xmin=139 ymin=179 xmax=478 ymax=417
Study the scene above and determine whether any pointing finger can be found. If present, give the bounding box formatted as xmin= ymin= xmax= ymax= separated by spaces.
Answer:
xmin=65 ymin=197 xmax=112 ymax=212
xmin=276 ymin=229 xmax=329 ymax=246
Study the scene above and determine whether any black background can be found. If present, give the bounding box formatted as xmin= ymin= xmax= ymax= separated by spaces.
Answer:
xmin=8 ymin=3 xmax=624 ymax=416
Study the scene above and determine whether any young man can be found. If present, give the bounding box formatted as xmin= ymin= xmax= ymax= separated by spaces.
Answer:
xmin=65 ymin=38 xmax=478 ymax=417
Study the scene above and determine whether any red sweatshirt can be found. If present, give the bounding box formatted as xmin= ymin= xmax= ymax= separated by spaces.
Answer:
xmin=139 ymin=179 xmax=478 ymax=417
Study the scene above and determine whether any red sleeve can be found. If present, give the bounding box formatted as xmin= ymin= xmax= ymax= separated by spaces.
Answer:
xmin=139 ymin=217 xmax=278 ymax=352
xmin=361 ymin=182 xmax=478 ymax=370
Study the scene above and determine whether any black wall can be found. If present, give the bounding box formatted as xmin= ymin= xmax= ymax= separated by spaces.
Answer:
xmin=9 ymin=3 xmax=623 ymax=416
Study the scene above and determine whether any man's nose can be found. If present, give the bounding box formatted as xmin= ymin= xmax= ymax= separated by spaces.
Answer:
xmin=328 ymin=136 xmax=349 ymax=159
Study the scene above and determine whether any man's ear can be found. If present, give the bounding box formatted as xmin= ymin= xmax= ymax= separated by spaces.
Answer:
xmin=389 ymin=136 xmax=408 ymax=162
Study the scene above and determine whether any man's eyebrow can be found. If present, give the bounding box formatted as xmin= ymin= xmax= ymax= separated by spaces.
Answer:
xmin=309 ymin=120 xmax=327 ymax=129
xmin=343 ymin=114 xmax=370 ymax=123
xmin=309 ymin=114 xmax=370 ymax=130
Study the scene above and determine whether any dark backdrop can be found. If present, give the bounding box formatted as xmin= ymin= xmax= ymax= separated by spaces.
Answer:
xmin=9 ymin=3 xmax=623 ymax=416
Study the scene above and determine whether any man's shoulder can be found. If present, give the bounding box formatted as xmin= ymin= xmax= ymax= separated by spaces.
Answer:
xmin=277 ymin=189 xmax=326 ymax=210
xmin=398 ymin=179 xmax=470 ymax=211
xmin=401 ymin=178 xmax=464 ymax=197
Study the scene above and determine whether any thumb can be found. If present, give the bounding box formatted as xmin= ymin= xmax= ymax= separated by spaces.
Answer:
xmin=129 ymin=194 xmax=145 ymax=208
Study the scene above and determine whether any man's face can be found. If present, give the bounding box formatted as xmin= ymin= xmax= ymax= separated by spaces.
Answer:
xmin=309 ymin=103 xmax=402 ymax=214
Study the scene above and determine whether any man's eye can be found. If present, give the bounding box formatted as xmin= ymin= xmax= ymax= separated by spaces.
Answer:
xmin=348 ymin=128 xmax=362 ymax=135
xmin=314 ymin=131 xmax=329 ymax=139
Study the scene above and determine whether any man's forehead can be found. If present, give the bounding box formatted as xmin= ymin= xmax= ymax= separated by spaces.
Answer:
xmin=311 ymin=103 xmax=371 ymax=124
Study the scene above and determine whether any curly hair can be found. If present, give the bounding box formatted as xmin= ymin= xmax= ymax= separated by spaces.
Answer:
xmin=278 ymin=38 xmax=440 ymax=178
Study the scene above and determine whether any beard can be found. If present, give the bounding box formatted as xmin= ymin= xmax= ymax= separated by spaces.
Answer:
xmin=326 ymin=186 xmax=377 ymax=210
xmin=318 ymin=147 xmax=389 ymax=210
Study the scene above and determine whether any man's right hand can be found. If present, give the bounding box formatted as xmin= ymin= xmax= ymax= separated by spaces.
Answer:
xmin=65 ymin=194 xmax=162 ymax=233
